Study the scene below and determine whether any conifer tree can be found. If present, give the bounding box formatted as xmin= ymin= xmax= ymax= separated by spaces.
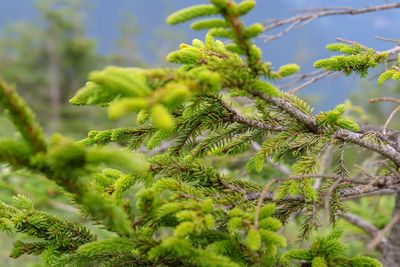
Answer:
xmin=1 ymin=1 xmax=400 ymax=266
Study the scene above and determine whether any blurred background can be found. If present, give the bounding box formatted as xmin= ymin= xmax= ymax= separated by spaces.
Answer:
xmin=0 ymin=0 xmax=399 ymax=265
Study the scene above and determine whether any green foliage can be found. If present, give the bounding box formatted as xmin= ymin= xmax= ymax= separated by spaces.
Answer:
xmin=0 ymin=78 xmax=46 ymax=153
xmin=279 ymin=64 xmax=300 ymax=77
xmin=315 ymin=43 xmax=387 ymax=77
xmin=1 ymin=196 xmax=96 ymax=260
xmin=378 ymin=69 xmax=398 ymax=85
xmin=0 ymin=0 xmax=393 ymax=266
xmin=166 ymin=5 xmax=220 ymax=25
xmin=316 ymin=103 xmax=360 ymax=132
xmin=191 ymin=18 xmax=227 ymax=30
xmin=280 ymin=228 xmax=381 ymax=267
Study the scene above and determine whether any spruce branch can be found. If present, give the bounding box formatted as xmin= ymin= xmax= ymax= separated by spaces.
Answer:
xmin=204 ymin=94 xmax=287 ymax=131
xmin=253 ymin=174 xmax=370 ymax=229
xmin=249 ymin=88 xmax=400 ymax=166
xmin=0 ymin=77 xmax=47 ymax=153
xmin=249 ymin=90 xmax=318 ymax=132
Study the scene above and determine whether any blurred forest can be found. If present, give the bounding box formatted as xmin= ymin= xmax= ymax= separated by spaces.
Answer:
xmin=0 ymin=0 xmax=179 ymax=265
xmin=1 ymin=0 xmax=400 ymax=266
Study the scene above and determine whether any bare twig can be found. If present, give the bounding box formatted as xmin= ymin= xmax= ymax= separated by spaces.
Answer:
xmin=383 ymin=105 xmax=400 ymax=135
xmin=375 ymin=35 xmax=400 ymax=44
xmin=341 ymin=212 xmax=387 ymax=252
xmin=366 ymin=213 xmax=400 ymax=250
xmin=336 ymin=37 xmax=369 ymax=50
xmin=369 ymin=97 xmax=400 ymax=105
xmin=339 ymin=187 xmax=399 ymax=201
xmin=289 ymin=7 xmax=353 ymax=13
xmin=262 ymin=21 xmax=300 ymax=44
xmin=288 ymin=71 xmax=334 ymax=94
xmin=262 ymin=3 xmax=400 ymax=41
xmin=281 ymin=69 xmax=325 ymax=82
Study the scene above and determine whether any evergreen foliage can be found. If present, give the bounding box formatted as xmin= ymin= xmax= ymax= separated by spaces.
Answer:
xmin=1 ymin=0 xmax=396 ymax=266
xmin=314 ymin=42 xmax=387 ymax=77
xmin=280 ymin=228 xmax=381 ymax=266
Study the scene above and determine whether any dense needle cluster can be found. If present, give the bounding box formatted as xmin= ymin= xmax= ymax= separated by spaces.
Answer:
xmin=2 ymin=0 xmax=398 ymax=266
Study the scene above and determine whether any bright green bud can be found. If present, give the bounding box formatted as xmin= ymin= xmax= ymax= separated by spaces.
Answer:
xmin=334 ymin=104 xmax=345 ymax=114
xmin=259 ymin=217 xmax=282 ymax=231
xmin=339 ymin=46 xmax=357 ymax=54
xmin=167 ymin=5 xmax=219 ymax=25
xmin=237 ymin=0 xmax=256 ymax=16
xmin=198 ymin=70 xmax=221 ymax=91
xmin=259 ymin=229 xmax=287 ymax=248
xmin=227 ymin=2 xmax=238 ymax=15
xmin=254 ymin=80 xmax=281 ymax=97
xmin=86 ymin=149 xmax=149 ymax=174
xmin=249 ymin=45 xmax=262 ymax=60
xmin=205 ymin=32 xmax=215 ymax=49
xmin=378 ymin=70 xmax=396 ymax=85
xmin=243 ymin=23 xmax=263 ymax=39
xmin=167 ymin=48 xmax=201 ymax=64
xmin=176 ymin=210 xmax=197 ymax=222
xmin=162 ymin=83 xmax=190 ymax=109
xmin=227 ymin=217 xmax=242 ymax=232
xmin=77 ymin=238 xmax=133 ymax=257
xmin=204 ymin=214 xmax=215 ymax=228
xmin=278 ymin=64 xmax=300 ymax=77
xmin=69 ymin=82 xmax=108 ymax=106
xmin=191 ymin=19 xmax=227 ymax=30
xmin=137 ymin=109 xmax=149 ymax=124
xmin=259 ymin=203 xmax=276 ymax=219
xmin=326 ymin=43 xmax=347 ymax=52
xmin=201 ymin=198 xmax=213 ymax=212
xmin=183 ymin=154 xmax=193 ymax=162
xmin=151 ymin=104 xmax=174 ymax=131
xmin=229 ymin=207 xmax=244 ymax=217
xmin=108 ymin=98 xmax=148 ymax=120
xmin=209 ymin=0 xmax=229 ymax=8
xmin=349 ymin=256 xmax=382 ymax=267
xmin=214 ymin=40 xmax=225 ymax=52
xmin=311 ymin=256 xmax=327 ymax=267
xmin=225 ymin=44 xmax=245 ymax=54
xmin=174 ymin=221 xmax=195 ymax=237
xmin=336 ymin=117 xmax=360 ymax=132
xmin=247 ymin=229 xmax=261 ymax=251
xmin=89 ymin=67 xmax=150 ymax=97
xmin=393 ymin=71 xmax=400 ymax=81
xmin=192 ymin=39 xmax=205 ymax=48
xmin=209 ymin=28 xmax=233 ymax=38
